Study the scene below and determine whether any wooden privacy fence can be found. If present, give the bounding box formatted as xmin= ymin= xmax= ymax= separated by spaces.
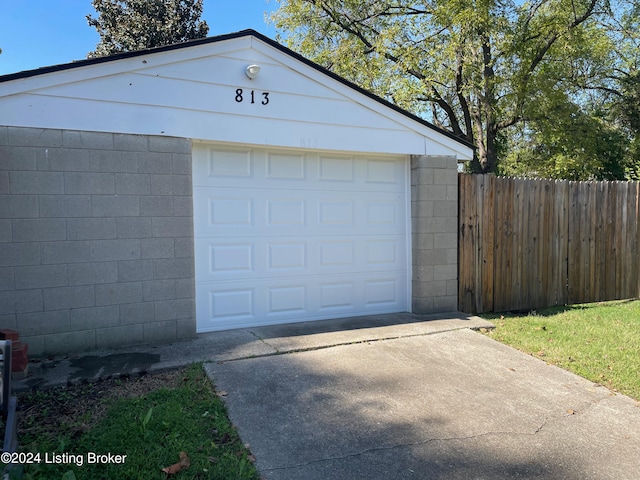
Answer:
xmin=458 ymin=174 xmax=640 ymax=314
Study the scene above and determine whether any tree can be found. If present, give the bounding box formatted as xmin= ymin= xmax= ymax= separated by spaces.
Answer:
xmin=271 ymin=0 xmax=620 ymax=174
xmin=87 ymin=0 xmax=209 ymax=58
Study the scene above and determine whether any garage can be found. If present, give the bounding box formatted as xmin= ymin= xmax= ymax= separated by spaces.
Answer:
xmin=0 ymin=29 xmax=473 ymax=355
xmin=193 ymin=145 xmax=409 ymax=332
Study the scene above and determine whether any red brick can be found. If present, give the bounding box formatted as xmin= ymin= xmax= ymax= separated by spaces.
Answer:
xmin=0 ymin=329 xmax=19 ymax=342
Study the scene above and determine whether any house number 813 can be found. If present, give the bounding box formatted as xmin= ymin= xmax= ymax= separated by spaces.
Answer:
xmin=235 ymin=88 xmax=269 ymax=105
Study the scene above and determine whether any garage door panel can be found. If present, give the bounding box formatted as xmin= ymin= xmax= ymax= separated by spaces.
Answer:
xmin=196 ymin=235 xmax=406 ymax=282
xmin=193 ymin=146 xmax=405 ymax=192
xmin=194 ymin=188 xmax=405 ymax=236
xmin=196 ymin=272 xmax=407 ymax=332
xmin=194 ymin=144 xmax=409 ymax=332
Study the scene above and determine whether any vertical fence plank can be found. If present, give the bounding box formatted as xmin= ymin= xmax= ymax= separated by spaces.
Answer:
xmin=481 ymin=174 xmax=495 ymax=312
xmin=457 ymin=176 xmax=640 ymax=314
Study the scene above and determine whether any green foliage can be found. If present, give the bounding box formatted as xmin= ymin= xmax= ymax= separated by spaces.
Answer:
xmin=483 ymin=300 xmax=640 ymax=400
xmin=16 ymin=364 xmax=258 ymax=480
xmin=87 ymin=0 xmax=209 ymax=57
xmin=271 ymin=0 xmax=639 ymax=178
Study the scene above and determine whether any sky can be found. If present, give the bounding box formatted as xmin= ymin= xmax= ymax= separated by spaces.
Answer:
xmin=0 ymin=0 xmax=280 ymax=76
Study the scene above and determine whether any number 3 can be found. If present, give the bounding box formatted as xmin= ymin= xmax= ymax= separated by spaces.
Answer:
xmin=261 ymin=92 xmax=269 ymax=105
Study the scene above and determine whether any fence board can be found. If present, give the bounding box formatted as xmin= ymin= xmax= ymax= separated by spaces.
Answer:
xmin=458 ymin=174 xmax=640 ymax=313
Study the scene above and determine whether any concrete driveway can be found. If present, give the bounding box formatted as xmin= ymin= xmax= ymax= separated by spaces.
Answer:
xmin=204 ymin=314 xmax=640 ymax=480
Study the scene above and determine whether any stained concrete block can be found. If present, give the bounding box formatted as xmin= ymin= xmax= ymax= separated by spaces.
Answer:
xmin=413 ymin=280 xmax=447 ymax=298
xmin=0 ymin=314 xmax=17 ymax=330
xmin=63 ymin=130 xmax=113 ymax=150
xmin=176 ymin=317 xmax=197 ymax=339
xmin=175 ymin=278 xmax=195 ymax=299
xmin=89 ymin=150 xmax=139 ymax=173
xmin=15 ymin=264 xmax=69 ymax=289
xmin=433 ymin=264 xmax=457 ymax=281
xmin=0 ymin=146 xmax=37 ymax=170
xmin=7 ymin=127 xmax=62 ymax=147
xmin=43 ymin=285 xmax=95 ymax=311
xmin=64 ymin=172 xmax=115 ymax=194
xmin=9 ymin=171 xmax=64 ymax=195
xmin=18 ymin=310 xmax=70 ymax=336
xmin=19 ymin=335 xmax=43 ymax=356
xmin=39 ymin=195 xmax=92 ymax=217
xmin=412 ymin=184 xmax=447 ymax=202
xmin=412 ymin=200 xmax=434 ymax=218
xmin=119 ymin=302 xmax=155 ymax=325
xmin=174 ymin=237 xmax=194 ymax=258
xmin=412 ymin=296 xmax=434 ymax=314
xmin=0 ymin=289 xmax=43 ymax=314
xmin=171 ymin=153 xmax=192 ymax=175
xmin=117 ymin=259 xmax=153 ymax=282
xmin=432 ymin=295 xmax=457 ymax=312
xmin=69 ymin=262 xmax=118 ymax=285
xmin=67 ymin=218 xmax=117 ymax=240
xmin=141 ymin=237 xmax=174 ymax=259
xmin=12 ymin=218 xmax=67 ymax=242
xmin=172 ymin=196 xmax=193 ymax=216
xmin=0 ymin=243 xmax=40 ymax=266
xmin=41 ymin=241 xmax=93 ymax=264
xmin=114 ymin=133 xmax=149 ymax=152
xmin=433 ymin=168 xmax=458 ymax=185
xmin=148 ymin=136 xmax=191 ymax=154
xmin=0 ymin=268 xmax=14 ymax=291
xmin=91 ymin=195 xmax=140 ymax=217
xmin=433 ymin=233 xmax=457 ymax=250
xmin=143 ymin=279 xmax=176 ymax=301
xmin=43 ymin=330 xmax=97 ymax=355
xmin=92 ymin=239 xmax=141 ymax=262
xmin=96 ymin=324 xmax=144 ymax=349
xmin=70 ymin=306 xmax=120 ymax=330
xmin=115 ymin=173 xmax=150 ymax=195
xmin=152 ymin=217 xmax=192 ymax=238
xmin=137 ymin=152 xmax=172 ymax=174
xmin=95 ymin=282 xmax=143 ymax=306
xmin=37 ymin=147 xmax=92 ymax=172
xmin=116 ymin=217 xmax=152 ymax=239
xmin=0 ymin=194 xmax=39 ymax=218
xmin=0 ymin=220 xmax=10 ymax=243
xmin=143 ymin=320 xmax=177 ymax=343
xmin=0 ymin=171 xmax=9 ymax=193
xmin=150 ymin=174 xmax=191 ymax=196
xmin=433 ymin=200 xmax=458 ymax=218
xmin=139 ymin=196 xmax=173 ymax=216
xmin=153 ymin=257 xmax=194 ymax=280
xmin=153 ymin=298 xmax=195 ymax=322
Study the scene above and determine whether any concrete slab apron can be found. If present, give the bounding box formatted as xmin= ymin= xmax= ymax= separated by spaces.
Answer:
xmin=204 ymin=329 xmax=640 ymax=480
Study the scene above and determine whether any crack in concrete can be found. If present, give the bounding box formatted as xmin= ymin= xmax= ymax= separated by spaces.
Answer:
xmin=211 ymin=328 xmax=476 ymax=364
xmin=261 ymin=426 xmax=549 ymax=473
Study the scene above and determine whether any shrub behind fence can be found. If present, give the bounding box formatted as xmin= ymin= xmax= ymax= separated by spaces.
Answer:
xmin=458 ymin=175 xmax=640 ymax=314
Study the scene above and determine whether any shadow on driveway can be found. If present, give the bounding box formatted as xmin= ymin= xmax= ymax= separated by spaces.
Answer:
xmin=205 ymin=329 xmax=640 ymax=480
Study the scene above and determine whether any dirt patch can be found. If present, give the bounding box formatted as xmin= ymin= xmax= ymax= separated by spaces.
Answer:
xmin=17 ymin=369 xmax=186 ymax=441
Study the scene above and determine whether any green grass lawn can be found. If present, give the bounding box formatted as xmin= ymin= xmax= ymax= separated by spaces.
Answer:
xmin=482 ymin=299 xmax=640 ymax=400
xmin=8 ymin=364 xmax=259 ymax=480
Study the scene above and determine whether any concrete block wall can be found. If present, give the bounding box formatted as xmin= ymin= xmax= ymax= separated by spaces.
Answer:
xmin=411 ymin=155 xmax=458 ymax=313
xmin=0 ymin=126 xmax=196 ymax=355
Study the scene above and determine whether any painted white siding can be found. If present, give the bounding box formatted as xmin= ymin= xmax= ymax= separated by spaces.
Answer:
xmin=0 ymin=34 xmax=472 ymax=160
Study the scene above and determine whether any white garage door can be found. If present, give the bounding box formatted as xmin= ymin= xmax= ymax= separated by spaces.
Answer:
xmin=192 ymin=144 xmax=410 ymax=332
